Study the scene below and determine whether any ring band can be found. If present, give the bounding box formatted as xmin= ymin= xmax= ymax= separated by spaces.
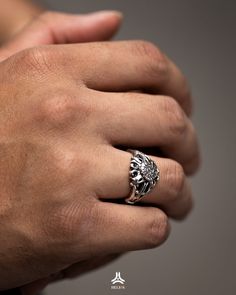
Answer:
xmin=125 ymin=150 xmax=160 ymax=205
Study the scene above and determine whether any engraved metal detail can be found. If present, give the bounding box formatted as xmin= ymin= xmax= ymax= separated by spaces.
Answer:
xmin=125 ymin=150 xmax=160 ymax=204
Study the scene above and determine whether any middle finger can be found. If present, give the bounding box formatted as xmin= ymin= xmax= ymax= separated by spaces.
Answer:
xmin=94 ymin=91 xmax=200 ymax=175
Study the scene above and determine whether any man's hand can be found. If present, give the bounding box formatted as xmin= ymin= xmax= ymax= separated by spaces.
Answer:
xmin=0 ymin=9 xmax=123 ymax=294
xmin=0 ymin=12 xmax=200 ymax=294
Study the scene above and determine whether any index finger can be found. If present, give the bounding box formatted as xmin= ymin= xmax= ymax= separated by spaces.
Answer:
xmin=60 ymin=41 xmax=192 ymax=115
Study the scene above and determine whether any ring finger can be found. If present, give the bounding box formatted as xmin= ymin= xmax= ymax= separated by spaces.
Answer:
xmin=94 ymin=146 xmax=193 ymax=220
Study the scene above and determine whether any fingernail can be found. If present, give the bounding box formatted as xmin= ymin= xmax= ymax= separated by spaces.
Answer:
xmin=86 ymin=10 xmax=123 ymax=21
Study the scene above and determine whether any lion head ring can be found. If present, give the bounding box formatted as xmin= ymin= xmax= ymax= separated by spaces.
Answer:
xmin=125 ymin=150 xmax=160 ymax=205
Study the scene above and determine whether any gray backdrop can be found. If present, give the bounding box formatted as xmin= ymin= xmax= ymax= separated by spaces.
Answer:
xmin=38 ymin=1 xmax=236 ymax=294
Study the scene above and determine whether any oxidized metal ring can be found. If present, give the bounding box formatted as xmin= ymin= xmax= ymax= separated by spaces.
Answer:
xmin=125 ymin=150 xmax=160 ymax=205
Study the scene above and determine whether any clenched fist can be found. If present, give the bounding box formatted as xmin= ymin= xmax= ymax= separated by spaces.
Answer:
xmin=0 ymin=11 xmax=200 ymax=293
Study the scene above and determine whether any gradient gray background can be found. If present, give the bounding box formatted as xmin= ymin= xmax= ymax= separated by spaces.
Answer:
xmin=38 ymin=1 xmax=236 ymax=294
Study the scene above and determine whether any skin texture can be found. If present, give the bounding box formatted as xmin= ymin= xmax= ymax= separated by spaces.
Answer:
xmin=0 ymin=0 xmax=42 ymax=43
xmin=0 ymin=10 xmax=125 ymax=293
xmin=0 ymin=10 xmax=200 ymax=295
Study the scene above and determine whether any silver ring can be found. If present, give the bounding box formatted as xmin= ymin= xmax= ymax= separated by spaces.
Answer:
xmin=125 ymin=150 xmax=160 ymax=205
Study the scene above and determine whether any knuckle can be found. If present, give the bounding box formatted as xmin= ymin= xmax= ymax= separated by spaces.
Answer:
xmin=134 ymin=40 xmax=161 ymax=59
xmin=48 ymin=147 xmax=93 ymax=193
xmin=34 ymin=87 xmax=93 ymax=129
xmin=41 ymin=201 xmax=99 ymax=262
xmin=167 ymin=161 xmax=185 ymax=201
xmin=162 ymin=96 xmax=187 ymax=139
xmin=37 ymin=91 xmax=78 ymax=127
xmin=53 ymin=148 xmax=77 ymax=179
xmin=35 ymin=203 xmax=82 ymax=263
xmin=134 ymin=40 xmax=168 ymax=80
xmin=55 ymin=204 xmax=81 ymax=238
xmin=46 ymin=202 xmax=87 ymax=243
xmin=15 ymin=47 xmax=52 ymax=74
xmin=146 ymin=209 xmax=170 ymax=248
